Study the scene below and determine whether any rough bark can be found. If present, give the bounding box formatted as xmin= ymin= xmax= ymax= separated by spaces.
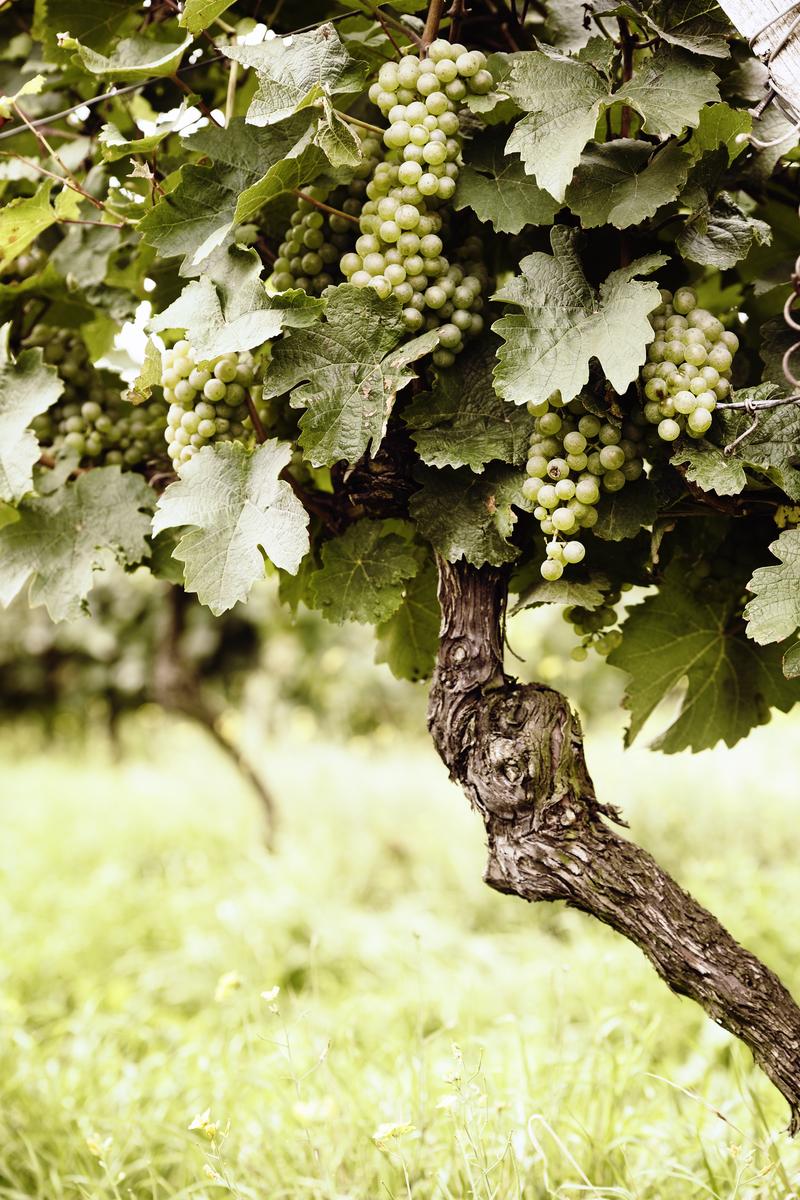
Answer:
xmin=428 ymin=555 xmax=800 ymax=1134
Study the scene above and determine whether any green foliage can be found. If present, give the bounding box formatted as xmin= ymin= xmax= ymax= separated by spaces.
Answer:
xmin=610 ymin=559 xmax=800 ymax=753
xmin=0 ymin=468 xmax=153 ymax=620
xmin=0 ymin=327 xmax=63 ymax=503
xmin=265 ymin=287 xmax=438 ymax=466
xmin=1 ymin=0 xmax=800 ymax=755
xmin=152 ymin=441 xmax=309 ymax=615
xmin=745 ymin=532 xmax=800 ymax=649
xmin=310 ymin=518 xmax=421 ymax=623
xmin=493 ymin=229 xmax=665 ymax=405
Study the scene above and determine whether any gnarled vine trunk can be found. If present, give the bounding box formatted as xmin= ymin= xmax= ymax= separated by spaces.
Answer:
xmin=428 ymin=556 xmax=800 ymax=1133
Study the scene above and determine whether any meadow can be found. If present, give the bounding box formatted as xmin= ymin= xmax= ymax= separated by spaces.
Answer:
xmin=2 ymin=713 xmax=800 ymax=1199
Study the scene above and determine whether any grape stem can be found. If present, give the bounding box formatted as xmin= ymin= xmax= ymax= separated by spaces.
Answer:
xmin=333 ymin=109 xmax=384 ymax=136
xmin=291 ymin=189 xmax=360 ymax=225
xmin=361 ymin=4 xmax=423 ymax=49
xmin=421 ymin=0 xmax=447 ymax=53
xmin=11 ymin=103 xmax=106 ymax=211
xmin=245 ymin=394 xmax=267 ymax=445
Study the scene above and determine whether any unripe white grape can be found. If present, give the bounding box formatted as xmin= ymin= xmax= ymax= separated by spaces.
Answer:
xmin=428 ymin=39 xmax=455 ymax=62
xmin=672 ymin=287 xmax=697 ymax=315
xmin=540 ymin=558 xmax=563 ymax=581
xmin=563 ymin=541 xmax=586 ymax=564
xmin=658 ymin=418 xmax=681 ymax=442
xmin=469 ymin=69 xmax=493 ymax=94
xmin=687 ymin=407 xmax=713 ymax=435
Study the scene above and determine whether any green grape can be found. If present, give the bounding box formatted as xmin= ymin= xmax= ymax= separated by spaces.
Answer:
xmin=160 ymin=341 xmax=266 ymax=468
xmin=639 ymin=286 xmax=738 ymax=442
xmin=22 ymin=326 xmax=168 ymax=470
xmin=525 ymin=391 xmax=644 ymax=579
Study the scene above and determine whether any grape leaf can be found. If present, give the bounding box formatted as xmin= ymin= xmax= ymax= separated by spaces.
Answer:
xmin=315 ymin=94 xmax=362 ymax=168
xmin=222 ymin=24 xmax=366 ymax=127
xmin=504 ymin=44 xmax=715 ymax=203
xmin=609 ymin=566 xmax=800 ymax=753
xmin=0 ymin=468 xmax=154 ymax=621
xmin=310 ymin=519 xmax=420 ymax=624
xmin=410 ymin=464 xmax=529 ymax=567
xmin=565 ymin=140 xmax=690 ymax=230
xmin=684 ymin=102 xmax=751 ymax=163
xmin=264 ymin=286 xmax=439 ymax=467
xmin=32 ymin=0 xmax=135 ymax=55
xmin=512 ymin=571 xmax=609 ymax=613
xmin=404 ymin=336 xmax=534 ymax=472
xmin=0 ymin=327 xmax=64 ymax=503
xmin=0 ymin=180 xmax=81 ymax=273
xmin=151 ymin=440 xmax=310 ymax=616
xmin=784 ymin=641 xmax=800 ymax=678
xmin=504 ymin=53 xmax=609 ymax=202
xmin=492 ymin=227 xmax=665 ymax=406
xmin=454 ymin=127 xmax=558 ymax=234
xmin=139 ymin=114 xmax=324 ymax=272
xmin=602 ymin=0 xmax=731 ymax=58
xmin=677 ymin=191 xmax=771 ymax=269
xmin=179 ymin=0 xmax=236 ymax=34
xmin=149 ymin=249 xmax=323 ymax=358
xmin=375 ymin=562 xmax=440 ymax=682
xmin=617 ymin=46 xmax=719 ymax=138
xmin=594 ymin=477 xmax=658 ymax=540
xmin=671 ymin=439 xmax=746 ymax=496
xmin=0 ymin=74 xmax=46 ymax=120
xmin=708 ymin=387 xmax=800 ymax=501
xmin=60 ymin=31 xmax=193 ymax=79
xmin=744 ymin=531 xmax=800 ymax=647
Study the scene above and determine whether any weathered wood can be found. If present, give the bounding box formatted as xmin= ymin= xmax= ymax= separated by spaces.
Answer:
xmin=428 ymin=556 xmax=800 ymax=1134
xmin=717 ymin=0 xmax=800 ymax=121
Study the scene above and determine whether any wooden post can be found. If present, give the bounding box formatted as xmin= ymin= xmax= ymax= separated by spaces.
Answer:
xmin=716 ymin=0 xmax=800 ymax=121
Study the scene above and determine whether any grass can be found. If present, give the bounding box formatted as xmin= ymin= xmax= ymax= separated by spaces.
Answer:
xmin=1 ymin=713 xmax=800 ymax=1199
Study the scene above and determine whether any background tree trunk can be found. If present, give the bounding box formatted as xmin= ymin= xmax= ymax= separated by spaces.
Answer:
xmin=427 ymin=556 xmax=800 ymax=1134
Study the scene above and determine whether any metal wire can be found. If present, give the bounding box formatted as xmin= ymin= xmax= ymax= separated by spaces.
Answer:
xmin=716 ymin=199 xmax=800 ymax=454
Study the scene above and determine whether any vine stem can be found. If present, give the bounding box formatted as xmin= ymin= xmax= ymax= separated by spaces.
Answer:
xmin=12 ymin=102 xmax=105 ymax=211
xmin=334 ymin=109 xmax=384 ymax=135
xmin=362 ymin=4 xmax=423 ymax=48
xmin=421 ymin=0 xmax=447 ymax=53
xmin=245 ymin=394 xmax=267 ymax=444
xmin=224 ymin=60 xmax=238 ymax=127
xmin=291 ymin=189 xmax=359 ymax=224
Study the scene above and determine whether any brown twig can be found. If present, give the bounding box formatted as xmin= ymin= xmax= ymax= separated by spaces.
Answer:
xmin=421 ymin=0 xmax=446 ymax=51
xmin=245 ymin=393 xmax=268 ymax=444
xmin=12 ymin=103 xmax=104 ymax=209
xmin=291 ymin=189 xmax=360 ymax=224
xmin=170 ymin=73 xmax=224 ymax=126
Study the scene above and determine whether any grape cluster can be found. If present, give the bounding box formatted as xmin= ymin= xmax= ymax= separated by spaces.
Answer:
xmin=566 ymin=588 xmax=628 ymax=660
xmin=24 ymin=325 xmax=167 ymax=466
xmin=522 ymin=393 xmax=645 ymax=580
xmin=340 ymin=40 xmax=491 ymax=364
xmin=641 ymin=287 xmax=739 ymax=442
xmin=161 ymin=340 xmax=267 ymax=467
xmin=270 ymin=134 xmax=382 ymax=295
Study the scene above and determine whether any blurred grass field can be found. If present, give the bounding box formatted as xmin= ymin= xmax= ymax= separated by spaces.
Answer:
xmin=2 ymin=714 xmax=800 ymax=1199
